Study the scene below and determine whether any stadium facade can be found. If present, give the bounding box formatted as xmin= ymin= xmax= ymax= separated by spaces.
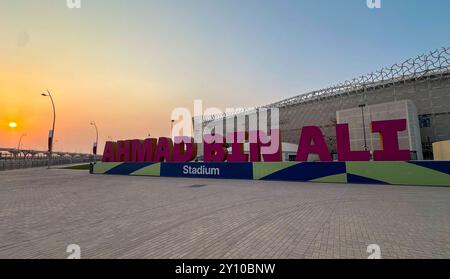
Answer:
xmin=199 ymin=46 xmax=450 ymax=160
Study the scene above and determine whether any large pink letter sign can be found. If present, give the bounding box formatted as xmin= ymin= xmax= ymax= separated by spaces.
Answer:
xmin=296 ymin=126 xmax=332 ymax=162
xmin=102 ymin=119 xmax=411 ymax=162
xmin=372 ymin=119 xmax=411 ymax=161
xmin=336 ymin=124 xmax=371 ymax=161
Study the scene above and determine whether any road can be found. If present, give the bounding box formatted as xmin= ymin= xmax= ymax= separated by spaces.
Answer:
xmin=0 ymin=168 xmax=449 ymax=259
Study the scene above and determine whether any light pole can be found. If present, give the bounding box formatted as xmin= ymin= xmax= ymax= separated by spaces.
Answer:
xmin=90 ymin=121 xmax=99 ymax=162
xmin=42 ymin=90 xmax=56 ymax=169
xmin=18 ymin=133 xmax=27 ymax=152
xmin=171 ymin=119 xmax=175 ymax=139
xmin=358 ymin=104 xmax=368 ymax=151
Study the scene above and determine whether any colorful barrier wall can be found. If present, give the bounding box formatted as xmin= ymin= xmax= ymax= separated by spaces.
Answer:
xmin=91 ymin=161 xmax=450 ymax=187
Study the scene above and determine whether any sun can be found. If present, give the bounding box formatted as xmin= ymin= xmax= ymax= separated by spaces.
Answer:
xmin=8 ymin=122 xmax=17 ymax=128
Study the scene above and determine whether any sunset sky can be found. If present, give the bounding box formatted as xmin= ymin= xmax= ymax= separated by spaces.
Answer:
xmin=1 ymin=0 xmax=449 ymax=153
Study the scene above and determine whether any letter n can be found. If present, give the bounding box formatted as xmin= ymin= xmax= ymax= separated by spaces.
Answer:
xmin=227 ymin=132 xmax=249 ymax=162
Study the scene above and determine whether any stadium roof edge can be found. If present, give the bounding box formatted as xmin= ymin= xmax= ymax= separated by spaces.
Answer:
xmin=198 ymin=46 xmax=450 ymax=123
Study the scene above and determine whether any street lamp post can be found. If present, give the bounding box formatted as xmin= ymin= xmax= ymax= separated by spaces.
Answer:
xmin=42 ymin=90 xmax=56 ymax=169
xmin=90 ymin=121 xmax=99 ymax=162
xmin=18 ymin=133 xmax=27 ymax=153
xmin=171 ymin=119 xmax=175 ymax=139
xmin=358 ymin=104 xmax=368 ymax=151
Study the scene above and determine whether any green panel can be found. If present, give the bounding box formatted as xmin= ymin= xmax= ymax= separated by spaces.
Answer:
xmin=131 ymin=163 xmax=161 ymax=176
xmin=346 ymin=162 xmax=450 ymax=186
xmin=93 ymin=162 xmax=122 ymax=174
xmin=61 ymin=164 xmax=90 ymax=170
xmin=252 ymin=162 xmax=298 ymax=180
xmin=311 ymin=173 xmax=347 ymax=183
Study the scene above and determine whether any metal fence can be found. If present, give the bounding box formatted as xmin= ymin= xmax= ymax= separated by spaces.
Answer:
xmin=0 ymin=156 xmax=93 ymax=171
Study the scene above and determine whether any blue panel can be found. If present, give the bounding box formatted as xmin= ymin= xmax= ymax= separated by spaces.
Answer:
xmin=346 ymin=174 xmax=388 ymax=185
xmin=409 ymin=161 xmax=450 ymax=175
xmin=106 ymin=163 xmax=155 ymax=175
xmin=261 ymin=162 xmax=346 ymax=181
xmin=161 ymin=163 xmax=253 ymax=179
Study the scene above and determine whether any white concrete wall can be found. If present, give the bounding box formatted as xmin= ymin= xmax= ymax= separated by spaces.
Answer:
xmin=336 ymin=100 xmax=423 ymax=160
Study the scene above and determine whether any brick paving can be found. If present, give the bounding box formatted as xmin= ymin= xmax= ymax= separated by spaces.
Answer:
xmin=0 ymin=168 xmax=449 ymax=259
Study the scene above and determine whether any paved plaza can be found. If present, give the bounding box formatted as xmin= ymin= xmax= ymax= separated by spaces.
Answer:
xmin=0 ymin=168 xmax=449 ymax=259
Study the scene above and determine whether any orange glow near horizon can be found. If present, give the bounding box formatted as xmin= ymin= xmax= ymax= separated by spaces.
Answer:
xmin=0 ymin=2 xmax=277 ymax=154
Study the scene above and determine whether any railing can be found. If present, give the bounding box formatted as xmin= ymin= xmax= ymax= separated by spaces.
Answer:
xmin=0 ymin=156 xmax=94 ymax=171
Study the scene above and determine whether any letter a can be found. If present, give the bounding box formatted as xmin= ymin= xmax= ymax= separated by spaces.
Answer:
xmin=102 ymin=141 xmax=116 ymax=162
xmin=296 ymin=126 xmax=332 ymax=162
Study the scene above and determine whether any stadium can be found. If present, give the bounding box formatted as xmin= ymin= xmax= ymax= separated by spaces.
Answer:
xmin=200 ymin=46 xmax=450 ymax=161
